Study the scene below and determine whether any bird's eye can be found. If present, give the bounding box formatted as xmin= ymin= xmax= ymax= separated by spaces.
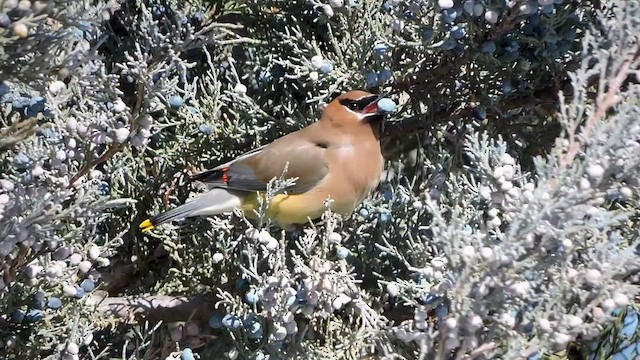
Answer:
xmin=339 ymin=98 xmax=363 ymax=112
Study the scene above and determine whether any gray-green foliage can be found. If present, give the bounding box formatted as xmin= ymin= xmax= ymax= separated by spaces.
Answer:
xmin=0 ymin=0 xmax=639 ymax=359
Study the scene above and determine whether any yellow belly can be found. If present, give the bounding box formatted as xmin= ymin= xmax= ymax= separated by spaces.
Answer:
xmin=241 ymin=191 xmax=351 ymax=226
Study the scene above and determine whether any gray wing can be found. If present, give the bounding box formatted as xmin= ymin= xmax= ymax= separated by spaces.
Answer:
xmin=190 ymin=129 xmax=329 ymax=194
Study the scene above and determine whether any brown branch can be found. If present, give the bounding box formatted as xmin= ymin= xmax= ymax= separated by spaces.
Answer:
xmin=0 ymin=117 xmax=38 ymax=151
xmin=467 ymin=342 xmax=497 ymax=359
xmin=391 ymin=0 xmax=526 ymax=93
xmin=487 ymin=0 xmax=527 ymax=41
xmin=381 ymin=89 xmax=561 ymax=142
xmin=69 ymin=143 xmax=123 ymax=185
xmin=69 ymin=80 xmax=147 ymax=186
xmin=87 ymin=292 xmax=219 ymax=324
xmin=382 ymin=54 xmax=640 ymax=150
xmin=560 ymin=43 xmax=640 ymax=167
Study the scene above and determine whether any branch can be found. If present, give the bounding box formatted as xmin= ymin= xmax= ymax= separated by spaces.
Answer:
xmin=0 ymin=117 xmax=37 ymax=151
xmin=69 ymin=143 xmax=122 ymax=185
xmin=466 ymin=342 xmax=497 ymax=359
xmin=381 ymin=88 xmax=562 ymax=141
xmin=87 ymin=292 xmax=218 ymax=324
xmin=69 ymin=81 xmax=146 ymax=186
xmin=560 ymin=43 xmax=640 ymax=167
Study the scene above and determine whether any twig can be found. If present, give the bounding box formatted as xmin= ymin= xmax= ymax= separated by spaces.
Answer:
xmin=69 ymin=144 xmax=122 ymax=185
xmin=466 ymin=342 xmax=497 ymax=359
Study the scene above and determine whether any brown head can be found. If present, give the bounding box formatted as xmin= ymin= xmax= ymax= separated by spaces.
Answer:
xmin=320 ymin=90 xmax=386 ymax=131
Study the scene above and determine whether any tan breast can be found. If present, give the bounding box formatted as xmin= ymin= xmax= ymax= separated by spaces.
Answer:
xmin=257 ymin=117 xmax=384 ymax=226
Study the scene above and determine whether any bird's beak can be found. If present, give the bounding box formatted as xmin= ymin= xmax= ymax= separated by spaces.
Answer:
xmin=361 ymin=94 xmax=386 ymax=121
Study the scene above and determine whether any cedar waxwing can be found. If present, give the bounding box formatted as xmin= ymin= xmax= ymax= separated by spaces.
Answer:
xmin=140 ymin=90 xmax=387 ymax=232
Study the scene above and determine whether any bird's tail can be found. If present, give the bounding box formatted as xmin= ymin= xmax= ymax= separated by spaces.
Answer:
xmin=139 ymin=188 xmax=245 ymax=232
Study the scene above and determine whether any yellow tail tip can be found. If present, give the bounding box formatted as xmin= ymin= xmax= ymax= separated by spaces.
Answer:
xmin=139 ymin=219 xmax=155 ymax=232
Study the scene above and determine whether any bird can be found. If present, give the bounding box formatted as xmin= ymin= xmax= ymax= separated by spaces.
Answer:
xmin=139 ymin=90 xmax=388 ymax=232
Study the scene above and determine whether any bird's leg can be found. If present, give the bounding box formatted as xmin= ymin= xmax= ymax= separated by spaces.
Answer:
xmin=185 ymin=165 xmax=198 ymax=177
xmin=163 ymin=177 xmax=180 ymax=207
xmin=164 ymin=168 xmax=194 ymax=206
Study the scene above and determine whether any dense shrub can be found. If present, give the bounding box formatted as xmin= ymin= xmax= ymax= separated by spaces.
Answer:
xmin=0 ymin=0 xmax=639 ymax=359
